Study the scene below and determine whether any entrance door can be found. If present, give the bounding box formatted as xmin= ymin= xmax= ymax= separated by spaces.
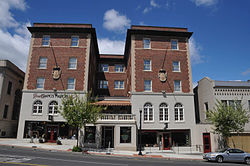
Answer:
xmin=163 ymin=133 xmax=171 ymax=150
xmin=203 ymin=133 xmax=211 ymax=153
xmin=47 ymin=126 xmax=58 ymax=143
xmin=102 ymin=126 xmax=114 ymax=148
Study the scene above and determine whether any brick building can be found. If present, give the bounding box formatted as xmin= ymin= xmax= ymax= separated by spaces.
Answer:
xmin=18 ymin=23 xmax=201 ymax=151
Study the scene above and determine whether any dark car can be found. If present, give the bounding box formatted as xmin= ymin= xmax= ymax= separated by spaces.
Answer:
xmin=203 ymin=148 xmax=250 ymax=164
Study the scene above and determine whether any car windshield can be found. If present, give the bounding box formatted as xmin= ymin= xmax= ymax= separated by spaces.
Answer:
xmin=218 ymin=148 xmax=228 ymax=153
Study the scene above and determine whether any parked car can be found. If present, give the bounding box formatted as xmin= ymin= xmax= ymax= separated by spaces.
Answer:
xmin=203 ymin=148 xmax=250 ymax=164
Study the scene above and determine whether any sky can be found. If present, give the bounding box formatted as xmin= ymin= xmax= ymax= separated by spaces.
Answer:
xmin=0 ymin=0 xmax=250 ymax=87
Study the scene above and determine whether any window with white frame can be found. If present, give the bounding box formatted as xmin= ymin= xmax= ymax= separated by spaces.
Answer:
xmin=42 ymin=35 xmax=50 ymax=46
xmin=68 ymin=57 xmax=77 ymax=69
xmin=171 ymin=39 xmax=178 ymax=50
xmin=99 ymin=64 xmax=109 ymax=72
xmin=144 ymin=103 xmax=153 ymax=122
xmin=36 ymin=78 xmax=45 ymax=89
xmin=115 ymin=80 xmax=124 ymax=89
xmin=159 ymin=103 xmax=169 ymax=122
xmin=48 ymin=101 xmax=58 ymax=115
xmin=174 ymin=80 xmax=181 ymax=92
xmin=98 ymin=80 xmax=108 ymax=89
xmin=144 ymin=80 xmax=152 ymax=91
xmin=33 ymin=100 xmax=42 ymax=115
xmin=115 ymin=64 xmax=124 ymax=72
xmin=144 ymin=60 xmax=151 ymax=71
xmin=173 ymin=61 xmax=180 ymax=72
xmin=67 ymin=78 xmax=75 ymax=90
xmin=39 ymin=57 xmax=47 ymax=69
xmin=71 ymin=36 xmax=79 ymax=47
xmin=174 ymin=103 xmax=184 ymax=122
xmin=143 ymin=38 xmax=151 ymax=49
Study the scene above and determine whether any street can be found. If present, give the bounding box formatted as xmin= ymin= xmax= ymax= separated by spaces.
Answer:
xmin=0 ymin=146 xmax=246 ymax=166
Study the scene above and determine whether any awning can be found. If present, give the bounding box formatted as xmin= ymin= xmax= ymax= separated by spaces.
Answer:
xmin=94 ymin=100 xmax=131 ymax=106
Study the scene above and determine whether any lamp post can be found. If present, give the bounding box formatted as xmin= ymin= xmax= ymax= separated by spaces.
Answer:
xmin=138 ymin=109 xmax=142 ymax=155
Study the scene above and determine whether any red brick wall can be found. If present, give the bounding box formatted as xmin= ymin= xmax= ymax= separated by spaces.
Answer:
xmin=134 ymin=35 xmax=191 ymax=93
xmin=27 ymin=33 xmax=89 ymax=91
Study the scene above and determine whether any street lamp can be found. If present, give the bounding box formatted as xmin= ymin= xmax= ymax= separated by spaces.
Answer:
xmin=138 ymin=109 xmax=142 ymax=155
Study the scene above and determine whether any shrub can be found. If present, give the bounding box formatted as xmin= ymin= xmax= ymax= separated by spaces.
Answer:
xmin=72 ymin=146 xmax=82 ymax=152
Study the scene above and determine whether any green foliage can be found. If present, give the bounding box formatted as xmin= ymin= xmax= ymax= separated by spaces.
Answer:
xmin=72 ymin=146 xmax=82 ymax=152
xmin=206 ymin=99 xmax=250 ymax=139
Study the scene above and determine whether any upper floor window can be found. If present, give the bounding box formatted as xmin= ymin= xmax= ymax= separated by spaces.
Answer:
xmin=42 ymin=35 xmax=50 ymax=46
xmin=174 ymin=103 xmax=184 ymax=122
xmin=115 ymin=80 xmax=124 ymax=89
xmin=144 ymin=103 xmax=153 ymax=122
xmin=100 ymin=64 xmax=109 ymax=72
xmin=173 ymin=61 xmax=180 ymax=72
xmin=98 ymin=80 xmax=108 ymax=89
xmin=143 ymin=38 xmax=151 ymax=49
xmin=144 ymin=80 xmax=152 ymax=92
xmin=3 ymin=105 xmax=9 ymax=119
xmin=39 ymin=57 xmax=47 ymax=69
xmin=48 ymin=101 xmax=58 ymax=115
xmin=36 ymin=77 xmax=45 ymax=89
xmin=115 ymin=64 xmax=124 ymax=72
xmin=71 ymin=36 xmax=79 ymax=47
xmin=159 ymin=103 xmax=169 ymax=122
xmin=249 ymin=100 xmax=250 ymax=111
xmin=144 ymin=60 xmax=151 ymax=71
xmin=33 ymin=100 xmax=42 ymax=115
xmin=7 ymin=81 xmax=12 ymax=95
xmin=68 ymin=57 xmax=77 ymax=69
xmin=171 ymin=39 xmax=178 ymax=50
xmin=67 ymin=78 xmax=75 ymax=90
xmin=174 ymin=80 xmax=181 ymax=92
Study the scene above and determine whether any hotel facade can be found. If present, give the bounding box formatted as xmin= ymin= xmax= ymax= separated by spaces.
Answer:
xmin=17 ymin=23 xmax=206 ymax=152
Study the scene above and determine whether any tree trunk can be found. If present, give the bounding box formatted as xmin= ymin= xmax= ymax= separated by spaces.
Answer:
xmin=76 ymin=126 xmax=79 ymax=147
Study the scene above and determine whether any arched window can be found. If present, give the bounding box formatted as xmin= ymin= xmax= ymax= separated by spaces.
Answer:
xmin=48 ymin=101 xmax=58 ymax=115
xmin=174 ymin=103 xmax=184 ymax=122
xmin=159 ymin=103 xmax=169 ymax=122
xmin=33 ymin=100 xmax=42 ymax=115
xmin=144 ymin=103 xmax=153 ymax=122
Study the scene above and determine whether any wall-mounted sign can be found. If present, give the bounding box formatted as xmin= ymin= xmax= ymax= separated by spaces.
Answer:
xmin=33 ymin=94 xmax=66 ymax=99
xmin=52 ymin=66 xmax=61 ymax=80
xmin=158 ymin=69 xmax=167 ymax=82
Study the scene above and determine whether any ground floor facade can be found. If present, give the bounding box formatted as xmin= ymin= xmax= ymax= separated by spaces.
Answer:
xmin=0 ymin=120 xmax=18 ymax=138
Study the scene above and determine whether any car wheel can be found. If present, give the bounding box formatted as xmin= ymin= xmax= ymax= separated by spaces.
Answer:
xmin=245 ymin=157 xmax=250 ymax=165
xmin=216 ymin=156 xmax=223 ymax=163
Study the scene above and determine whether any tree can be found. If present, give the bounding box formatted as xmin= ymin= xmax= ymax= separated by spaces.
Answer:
xmin=60 ymin=93 xmax=103 ymax=148
xmin=206 ymin=100 xmax=250 ymax=147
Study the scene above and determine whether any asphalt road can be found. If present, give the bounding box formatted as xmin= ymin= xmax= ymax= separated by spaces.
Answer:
xmin=0 ymin=145 xmax=246 ymax=166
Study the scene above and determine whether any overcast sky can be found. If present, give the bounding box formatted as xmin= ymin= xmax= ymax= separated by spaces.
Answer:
xmin=0 ymin=0 xmax=250 ymax=86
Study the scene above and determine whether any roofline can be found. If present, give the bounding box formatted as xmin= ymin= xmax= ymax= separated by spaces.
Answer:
xmin=131 ymin=25 xmax=188 ymax=30
xmin=33 ymin=22 xmax=92 ymax=27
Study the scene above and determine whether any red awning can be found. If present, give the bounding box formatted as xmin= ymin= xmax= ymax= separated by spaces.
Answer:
xmin=94 ymin=100 xmax=131 ymax=106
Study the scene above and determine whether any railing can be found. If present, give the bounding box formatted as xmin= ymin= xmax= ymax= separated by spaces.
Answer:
xmin=99 ymin=114 xmax=136 ymax=121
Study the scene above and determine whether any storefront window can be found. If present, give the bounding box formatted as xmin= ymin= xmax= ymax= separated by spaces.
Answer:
xmin=141 ymin=131 xmax=157 ymax=147
xmin=84 ymin=126 xmax=96 ymax=143
xmin=172 ymin=131 xmax=190 ymax=146
xmin=120 ymin=127 xmax=131 ymax=143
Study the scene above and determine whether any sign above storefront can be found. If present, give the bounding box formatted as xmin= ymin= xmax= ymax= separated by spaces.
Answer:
xmin=33 ymin=93 xmax=67 ymax=99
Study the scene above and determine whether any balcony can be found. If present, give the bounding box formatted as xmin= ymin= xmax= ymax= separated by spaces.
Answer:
xmin=98 ymin=114 xmax=136 ymax=122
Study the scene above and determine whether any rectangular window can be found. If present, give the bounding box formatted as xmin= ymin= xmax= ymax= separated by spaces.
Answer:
xmin=173 ymin=61 xmax=180 ymax=72
xmin=115 ymin=64 xmax=124 ymax=72
xmin=84 ymin=126 xmax=96 ymax=143
xmin=68 ymin=57 xmax=77 ymax=69
xmin=249 ymin=100 xmax=250 ymax=111
xmin=115 ymin=80 xmax=124 ymax=89
xmin=204 ymin=102 xmax=209 ymax=111
xmin=171 ymin=39 xmax=178 ymax=50
xmin=39 ymin=57 xmax=47 ymax=69
xmin=174 ymin=80 xmax=181 ymax=92
xmin=144 ymin=80 xmax=152 ymax=92
xmin=143 ymin=38 xmax=151 ymax=49
xmin=67 ymin=78 xmax=75 ymax=90
xmin=99 ymin=64 xmax=109 ymax=72
xmin=98 ymin=80 xmax=108 ymax=89
xmin=3 ymin=105 xmax=8 ymax=119
xmin=71 ymin=36 xmax=79 ymax=47
xmin=120 ymin=127 xmax=131 ymax=143
xmin=36 ymin=78 xmax=45 ymax=89
xmin=42 ymin=35 xmax=50 ymax=46
xmin=144 ymin=60 xmax=151 ymax=71
xmin=7 ymin=81 xmax=12 ymax=95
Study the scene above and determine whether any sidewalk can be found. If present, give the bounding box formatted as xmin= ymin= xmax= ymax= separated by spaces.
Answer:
xmin=0 ymin=138 xmax=203 ymax=160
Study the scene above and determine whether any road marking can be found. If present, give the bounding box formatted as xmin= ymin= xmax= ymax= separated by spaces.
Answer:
xmin=0 ymin=161 xmax=49 ymax=166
